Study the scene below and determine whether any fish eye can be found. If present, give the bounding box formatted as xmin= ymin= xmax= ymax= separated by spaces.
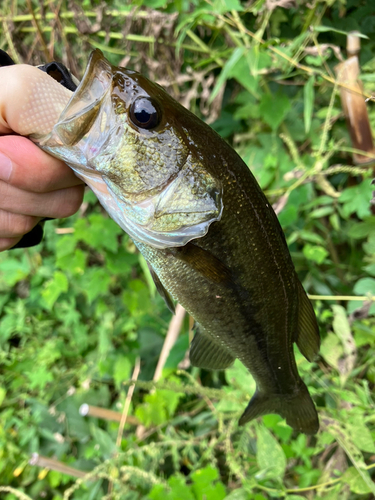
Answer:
xmin=129 ymin=97 xmax=161 ymax=130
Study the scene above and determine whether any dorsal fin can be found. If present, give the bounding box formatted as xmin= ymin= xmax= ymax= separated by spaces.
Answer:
xmin=295 ymin=280 xmax=320 ymax=362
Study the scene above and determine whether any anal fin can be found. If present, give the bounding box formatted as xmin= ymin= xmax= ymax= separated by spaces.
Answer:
xmin=190 ymin=327 xmax=235 ymax=370
xmin=295 ymin=280 xmax=320 ymax=362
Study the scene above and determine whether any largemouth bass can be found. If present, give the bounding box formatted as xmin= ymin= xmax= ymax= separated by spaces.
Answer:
xmin=5 ymin=49 xmax=320 ymax=433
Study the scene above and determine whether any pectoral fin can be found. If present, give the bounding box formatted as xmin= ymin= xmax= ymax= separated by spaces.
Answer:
xmin=147 ymin=264 xmax=175 ymax=314
xmin=169 ymin=243 xmax=233 ymax=285
xmin=190 ymin=328 xmax=235 ymax=370
xmin=295 ymin=280 xmax=320 ymax=362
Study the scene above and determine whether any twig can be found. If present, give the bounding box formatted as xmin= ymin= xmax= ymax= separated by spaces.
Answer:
xmin=55 ymin=228 xmax=75 ymax=234
xmin=0 ymin=487 xmax=33 ymax=500
xmin=79 ymin=404 xmax=139 ymax=425
xmin=308 ymin=294 xmax=375 ymax=301
xmin=117 ymin=357 xmax=141 ymax=447
xmin=1 ymin=18 xmax=21 ymax=63
xmin=153 ymin=304 xmax=186 ymax=382
xmin=136 ymin=305 xmax=186 ymax=439
xmin=29 ymin=453 xmax=89 ymax=479
xmin=107 ymin=357 xmax=141 ymax=496
xmin=25 ymin=0 xmax=50 ymax=61
xmin=0 ymin=10 xmax=150 ymax=23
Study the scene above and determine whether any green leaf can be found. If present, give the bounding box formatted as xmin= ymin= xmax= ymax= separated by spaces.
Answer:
xmin=298 ymin=230 xmax=325 ymax=244
xmin=342 ymin=467 xmax=373 ymax=494
xmin=353 ymin=277 xmax=375 ymax=297
xmin=139 ymin=254 xmax=156 ymax=297
xmin=304 ymin=75 xmax=315 ymax=133
xmin=213 ymin=0 xmax=243 ymax=13
xmin=256 ymin=425 xmax=286 ymax=479
xmin=25 ymin=365 xmax=54 ymax=390
xmin=122 ymin=279 xmax=152 ymax=315
xmin=0 ymin=387 xmax=6 ymax=406
xmin=149 ymin=476 xmax=195 ymax=500
xmin=0 ymin=256 xmax=31 ymax=287
xmin=348 ymin=217 xmax=375 ymax=239
xmin=259 ymin=92 xmax=291 ymax=130
xmin=55 ymin=235 xmax=86 ymax=274
xmin=340 ymin=182 xmax=373 ymax=219
xmin=332 ymin=305 xmax=352 ymax=352
xmin=113 ymin=357 xmax=132 ymax=390
xmin=363 ymin=263 xmax=375 ymax=276
xmin=309 ymin=206 xmax=334 ymax=219
xmin=135 ymin=392 xmax=168 ymax=426
xmin=303 ymin=244 xmax=329 ymax=264
xmin=191 ymin=467 xmax=226 ymax=500
xmin=314 ymin=26 xmax=368 ymax=38
xmin=48 ymin=470 xmax=63 ymax=488
xmin=168 ymin=477 xmax=194 ymax=500
xmin=41 ymin=271 xmax=69 ymax=309
xmin=278 ymin=205 xmax=298 ymax=228
xmin=135 ymin=387 xmax=183 ymax=426
xmin=165 ymin=333 xmax=190 ymax=370
xmin=210 ymin=47 xmax=245 ymax=102
xmin=320 ymin=332 xmax=342 ymax=370
xmin=326 ymin=419 xmax=375 ymax=495
xmin=90 ymin=424 xmax=117 ymax=457
xmin=158 ymin=388 xmax=184 ymax=417
xmin=332 ymin=305 xmax=355 ymax=383
xmin=363 ymin=232 xmax=375 ymax=255
xmin=74 ymin=214 xmax=122 ymax=253
xmin=230 ymin=53 xmax=259 ymax=95
xmin=80 ymin=268 xmax=112 ymax=304
xmin=106 ymin=247 xmax=138 ymax=275
xmin=225 ymin=359 xmax=256 ymax=394
xmin=143 ymin=0 xmax=168 ymax=8
xmin=224 ymin=489 xmax=251 ymax=500
xmin=346 ymin=419 xmax=375 ymax=453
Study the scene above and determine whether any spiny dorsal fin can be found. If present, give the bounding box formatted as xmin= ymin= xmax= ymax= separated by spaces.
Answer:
xmin=190 ymin=327 xmax=235 ymax=370
xmin=147 ymin=263 xmax=175 ymax=314
xmin=295 ymin=280 xmax=320 ymax=362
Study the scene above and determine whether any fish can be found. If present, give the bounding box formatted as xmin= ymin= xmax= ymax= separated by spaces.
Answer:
xmin=12 ymin=49 xmax=321 ymax=433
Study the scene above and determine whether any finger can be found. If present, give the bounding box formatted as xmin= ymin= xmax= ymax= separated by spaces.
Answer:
xmin=0 ymin=64 xmax=72 ymax=136
xmin=0 ymin=209 xmax=41 ymax=238
xmin=0 ymin=237 xmax=21 ymax=251
xmin=0 ymin=180 xmax=84 ymax=218
xmin=0 ymin=136 xmax=83 ymax=192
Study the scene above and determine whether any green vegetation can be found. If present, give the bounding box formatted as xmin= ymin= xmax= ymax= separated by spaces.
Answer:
xmin=1 ymin=0 xmax=375 ymax=498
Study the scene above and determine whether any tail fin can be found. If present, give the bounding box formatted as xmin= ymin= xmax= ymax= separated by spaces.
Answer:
xmin=239 ymin=382 xmax=319 ymax=434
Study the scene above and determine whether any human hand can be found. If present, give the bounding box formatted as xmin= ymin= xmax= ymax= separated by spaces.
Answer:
xmin=0 ymin=64 xmax=84 ymax=251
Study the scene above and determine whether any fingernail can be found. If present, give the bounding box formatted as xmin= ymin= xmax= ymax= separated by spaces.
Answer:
xmin=0 ymin=152 xmax=12 ymax=181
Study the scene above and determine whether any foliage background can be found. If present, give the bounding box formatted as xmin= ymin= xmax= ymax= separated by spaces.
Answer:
xmin=1 ymin=0 xmax=375 ymax=498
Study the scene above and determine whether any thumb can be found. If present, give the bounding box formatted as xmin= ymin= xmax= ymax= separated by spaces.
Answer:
xmin=0 ymin=64 xmax=72 ymax=136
